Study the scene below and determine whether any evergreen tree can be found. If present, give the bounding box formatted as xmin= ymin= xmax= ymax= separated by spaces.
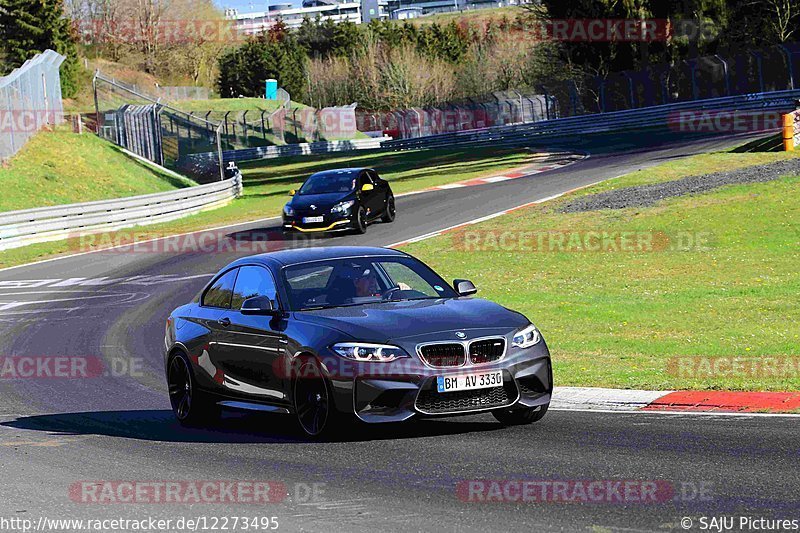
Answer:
xmin=0 ymin=0 xmax=80 ymax=98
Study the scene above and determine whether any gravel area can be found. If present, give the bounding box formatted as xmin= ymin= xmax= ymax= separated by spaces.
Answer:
xmin=560 ymin=158 xmax=800 ymax=213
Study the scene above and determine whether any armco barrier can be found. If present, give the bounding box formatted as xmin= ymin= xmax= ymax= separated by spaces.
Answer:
xmin=182 ymin=136 xmax=390 ymax=168
xmin=0 ymin=174 xmax=242 ymax=251
xmin=381 ymin=90 xmax=800 ymax=151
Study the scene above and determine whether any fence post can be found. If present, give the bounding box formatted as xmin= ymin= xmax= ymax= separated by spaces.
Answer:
xmin=261 ymin=110 xmax=266 ymax=140
xmin=749 ymin=51 xmax=765 ymax=93
xmin=778 ymin=45 xmax=796 ymax=90
xmin=714 ymin=54 xmax=731 ymax=96
xmin=217 ymin=122 xmax=225 ymax=181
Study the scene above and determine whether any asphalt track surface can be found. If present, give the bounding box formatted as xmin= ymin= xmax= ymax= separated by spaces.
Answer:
xmin=1 ymin=134 xmax=798 ymax=532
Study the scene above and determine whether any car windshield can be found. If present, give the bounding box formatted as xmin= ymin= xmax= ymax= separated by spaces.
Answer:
xmin=298 ymin=172 xmax=357 ymax=195
xmin=283 ymin=256 xmax=459 ymax=311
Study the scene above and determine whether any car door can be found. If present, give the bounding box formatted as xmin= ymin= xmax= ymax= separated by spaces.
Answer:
xmin=214 ymin=265 xmax=288 ymax=405
xmin=194 ymin=267 xmax=239 ymax=392
xmin=370 ymin=169 xmax=391 ymax=214
xmin=359 ymin=170 xmax=382 ymax=219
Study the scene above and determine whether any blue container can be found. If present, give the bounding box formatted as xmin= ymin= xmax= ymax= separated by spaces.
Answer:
xmin=265 ymin=79 xmax=278 ymax=100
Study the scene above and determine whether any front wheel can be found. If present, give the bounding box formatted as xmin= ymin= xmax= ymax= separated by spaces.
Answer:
xmin=492 ymin=404 xmax=548 ymax=426
xmin=353 ymin=206 xmax=367 ymax=234
xmin=293 ymin=357 xmax=335 ymax=438
xmin=381 ymin=195 xmax=396 ymax=223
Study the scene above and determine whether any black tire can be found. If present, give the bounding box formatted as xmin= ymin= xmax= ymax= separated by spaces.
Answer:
xmin=293 ymin=357 xmax=335 ymax=438
xmin=354 ymin=206 xmax=367 ymax=234
xmin=381 ymin=195 xmax=396 ymax=223
xmin=167 ymin=352 xmax=221 ymax=427
xmin=492 ymin=404 xmax=548 ymax=426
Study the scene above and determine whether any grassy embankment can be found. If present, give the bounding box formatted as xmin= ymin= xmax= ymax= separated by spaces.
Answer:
xmin=403 ymin=149 xmax=800 ymax=391
xmin=0 ymin=130 xmax=195 ymax=213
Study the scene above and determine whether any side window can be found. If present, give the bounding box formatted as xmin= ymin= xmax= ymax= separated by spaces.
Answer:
xmin=368 ymin=170 xmax=380 ymax=183
xmin=202 ymin=268 xmax=238 ymax=309
xmin=231 ymin=265 xmax=278 ymax=310
xmin=360 ymin=171 xmax=373 ymax=187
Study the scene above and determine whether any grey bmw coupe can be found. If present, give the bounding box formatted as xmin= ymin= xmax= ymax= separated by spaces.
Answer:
xmin=164 ymin=246 xmax=552 ymax=437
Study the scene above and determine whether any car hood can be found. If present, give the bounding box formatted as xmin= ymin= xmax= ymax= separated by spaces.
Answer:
xmin=290 ymin=192 xmax=352 ymax=211
xmin=292 ymin=297 xmax=530 ymax=342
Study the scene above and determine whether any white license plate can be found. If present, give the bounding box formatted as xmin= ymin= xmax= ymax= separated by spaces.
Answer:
xmin=302 ymin=216 xmax=324 ymax=224
xmin=437 ymin=370 xmax=503 ymax=393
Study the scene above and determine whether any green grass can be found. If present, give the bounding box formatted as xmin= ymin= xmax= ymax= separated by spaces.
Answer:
xmin=0 ymin=130 xmax=196 ymax=212
xmin=238 ymin=146 xmax=534 ymax=197
xmin=405 ymin=6 xmax=524 ymax=26
xmin=403 ymin=149 xmax=800 ymax=392
xmin=0 ymin=146 xmax=536 ymax=268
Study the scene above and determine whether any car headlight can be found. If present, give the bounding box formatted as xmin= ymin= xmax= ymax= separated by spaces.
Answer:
xmin=331 ymin=342 xmax=409 ymax=362
xmin=283 ymin=204 xmax=295 ymax=217
xmin=330 ymin=200 xmax=354 ymax=215
xmin=512 ymin=323 xmax=541 ymax=349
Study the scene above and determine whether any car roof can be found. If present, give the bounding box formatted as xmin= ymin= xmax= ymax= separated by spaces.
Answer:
xmin=234 ymin=246 xmax=408 ymax=268
xmin=308 ymin=168 xmax=370 ymax=178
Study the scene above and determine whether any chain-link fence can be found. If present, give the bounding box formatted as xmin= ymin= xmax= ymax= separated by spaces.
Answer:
xmin=359 ymin=41 xmax=800 ymax=139
xmin=93 ymin=72 xmax=224 ymax=183
xmin=0 ymin=50 xmax=65 ymax=161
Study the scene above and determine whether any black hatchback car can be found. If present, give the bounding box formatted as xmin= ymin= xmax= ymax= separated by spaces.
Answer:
xmin=282 ymin=168 xmax=395 ymax=235
xmin=164 ymin=247 xmax=552 ymax=437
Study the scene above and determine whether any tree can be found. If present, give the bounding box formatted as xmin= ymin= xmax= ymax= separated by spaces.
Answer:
xmin=217 ymin=22 xmax=307 ymax=100
xmin=0 ymin=0 xmax=80 ymax=97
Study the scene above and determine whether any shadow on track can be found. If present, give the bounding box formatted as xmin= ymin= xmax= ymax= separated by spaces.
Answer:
xmin=2 ymin=409 xmax=508 ymax=444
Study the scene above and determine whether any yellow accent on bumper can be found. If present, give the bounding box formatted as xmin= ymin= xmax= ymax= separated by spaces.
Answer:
xmin=291 ymin=220 xmax=351 ymax=233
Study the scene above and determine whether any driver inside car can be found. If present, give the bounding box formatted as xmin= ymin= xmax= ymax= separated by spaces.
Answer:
xmin=354 ymin=267 xmax=381 ymax=297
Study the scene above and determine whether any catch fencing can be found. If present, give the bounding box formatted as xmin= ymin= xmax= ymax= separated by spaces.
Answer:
xmin=0 ymin=50 xmax=65 ymax=160
xmin=93 ymin=72 xmax=225 ymax=183
xmin=184 ymin=136 xmax=390 ymax=168
xmin=367 ymin=42 xmax=800 ymax=140
xmin=383 ymin=89 xmax=800 ymax=151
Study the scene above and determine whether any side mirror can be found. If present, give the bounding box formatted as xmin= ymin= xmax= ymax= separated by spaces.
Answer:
xmin=453 ymin=279 xmax=477 ymax=296
xmin=241 ymin=296 xmax=280 ymax=316
xmin=289 ymin=189 xmax=296 ymax=196
xmin=361 ymin=183 xmax=374 ymax=192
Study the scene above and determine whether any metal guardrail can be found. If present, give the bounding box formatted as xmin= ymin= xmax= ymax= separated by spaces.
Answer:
xmin=381 ymin=90 xmax=800 ymax=151
xmin=0 ymin=174 xmax=242 ymax=251
xmin=183 ymin=136 xmax=391 ymax=167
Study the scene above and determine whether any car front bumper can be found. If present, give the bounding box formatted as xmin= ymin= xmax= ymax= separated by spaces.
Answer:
xmin=318 ymin=341 xmax=552 ymax=423
xmin=283 ymin=212 xmax=355 ymax=233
